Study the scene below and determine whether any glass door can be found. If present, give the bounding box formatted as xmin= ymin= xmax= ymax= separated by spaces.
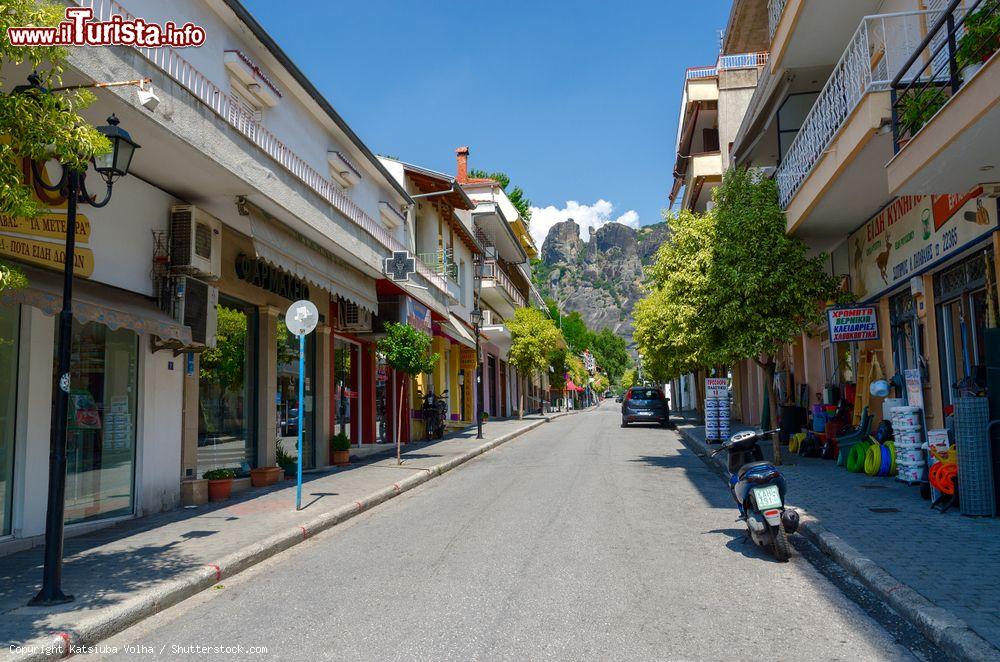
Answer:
xmin=277 ymin=321 xmax=315 ymax=468
xmin=333 ymin=337 xmax=360 ymax=444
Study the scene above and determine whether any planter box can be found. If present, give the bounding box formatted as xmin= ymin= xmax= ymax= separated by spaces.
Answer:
xmin=207 ymin=479 xmax=233 ymax=502
xmin=332 ymin=449 xmax=350 ymax=466
xmin=250 ymin=466 xmax=283 ymax=487
xmin=181 ymin=479 xmax=208 ymax=506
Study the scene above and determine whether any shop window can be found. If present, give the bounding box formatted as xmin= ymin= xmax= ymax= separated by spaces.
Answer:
xmin=62 ymin=320 xmax=138 ymax=525
xmin=375 ymin=358 xmax=391 ymax=444
xmin=198 ymin=298 xmax=257 ymax=475
xmin=0 ymin=304 xmax=19 ymax=535
xmin=333 ymin=338 xmax=360 ymax=444
xmin=277 ymin=321 xmax=315 ymax=468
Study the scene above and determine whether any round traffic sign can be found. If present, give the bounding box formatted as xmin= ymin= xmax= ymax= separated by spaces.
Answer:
xmin=285 ymin=299 xmax=319 ymax=336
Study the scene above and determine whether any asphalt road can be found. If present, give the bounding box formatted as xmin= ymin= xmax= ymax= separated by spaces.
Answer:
xmin=97 ymin=402 xmax=928 ymax=661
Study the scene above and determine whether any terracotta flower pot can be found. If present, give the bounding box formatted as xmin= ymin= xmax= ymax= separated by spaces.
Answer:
xmin=250 ymin=466 xmax=282 ymax=487
xmin=207 ymin=478 xmax=233 ymax=502
xmin=332 ymin=449 xmax=350 ymax=466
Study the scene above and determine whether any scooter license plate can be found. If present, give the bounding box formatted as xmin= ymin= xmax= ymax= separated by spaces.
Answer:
xmin=752 ymin=485 xmax=782 ymax=510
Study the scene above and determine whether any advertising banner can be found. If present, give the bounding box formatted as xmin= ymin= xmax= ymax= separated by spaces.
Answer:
xmin=704 ymin=377 xmax=730 ymax=398
xmin=827 ymin=305 xmax=879 ymax=343
xmin=849 ymin=190 xmax=997 ymax=300
xmin=406 ymin=297 xmax=432 ymax=335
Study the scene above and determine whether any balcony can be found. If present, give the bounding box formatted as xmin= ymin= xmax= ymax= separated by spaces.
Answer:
xmin=417 ymin=250 xmax=461 ymax=302
xmin=887 ymin=0 xmax=1000 ymax=196
xmin=767 ymin=0 xmax=889 ymax=73
xmin=480 ymin=259 xmax=526 ymax=319
xmin=774 ymin=9 xmax=946 ymax=245
xmin=77 ymin=0 xmax=449 ymax=298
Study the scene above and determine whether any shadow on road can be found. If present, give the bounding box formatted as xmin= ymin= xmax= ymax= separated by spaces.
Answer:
xmin=705 ymin=527 xmax=786 ymax=563
xmin=630 ymin=450 xmax=734 ymax=509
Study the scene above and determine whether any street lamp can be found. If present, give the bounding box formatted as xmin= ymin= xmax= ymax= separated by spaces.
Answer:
xmin=470 ymin=305 xmax=484 ymax=440
xmin=25 ymin=107 xmax=139 ymax=606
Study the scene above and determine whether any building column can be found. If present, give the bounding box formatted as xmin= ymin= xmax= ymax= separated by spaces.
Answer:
xmin=180 ymin=353 xmax=199 ymax=481
xmin=259 ymin=305 xmax=280 ymax=468
xmin=921 ymin=273 xmax=944 ymax=427
xmin=449 ymin=342 xmax=461 ymax=420
xmin=315 ymin=325 xmax=331 ymax=467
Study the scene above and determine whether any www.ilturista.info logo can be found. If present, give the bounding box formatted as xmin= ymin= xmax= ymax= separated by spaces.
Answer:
xmin=6 ymin=7 xmax=206 ymax=48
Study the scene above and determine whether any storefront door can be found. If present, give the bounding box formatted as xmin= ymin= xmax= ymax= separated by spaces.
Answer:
xmin=375 ymin=358 xmax=391 ymax=443
xmin=333 ymin=337 xmax=360 ymax=444
xmin=198 ymin=296 xmax=258 ymax=474
xmin=277 ymin=322 xmax=316 ymax=468
xmin=62 ymin=319 xmax=138 ymax=524
xmin=487 ymin=355 xmax=497 ymax=415
xmin=890 ymin=290 xmax=925 ymax=376
xmin=935 ymin=249 xmax=998 ymax=410
xmin=0 ymin=305 xmax=19 ymax=535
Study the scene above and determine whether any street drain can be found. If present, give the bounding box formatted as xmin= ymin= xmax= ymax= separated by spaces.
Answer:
xmin=869 ymin=507 xmax=900 ymax=513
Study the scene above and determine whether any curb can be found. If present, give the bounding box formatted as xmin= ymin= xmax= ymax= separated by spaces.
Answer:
xmin=7 ymin=412 xmax=573 ymax=662
xmin=674 ymin=425 xmax=1000 ymax=662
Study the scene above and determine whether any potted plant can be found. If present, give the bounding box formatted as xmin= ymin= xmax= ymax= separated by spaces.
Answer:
xmin=331 ymin=431 xmax=351 ymax=466
xmin=202 ymin=468 xmax=236 ymax=501
xmin=898 ymin=88 xmax=947 ymax=139
xmin=249 ymin=465 xmax=283 ymax=487
xmin=957 ymin=1 xmax=1000 ymax=81
xmin=276 ymin=439 xmax=297 ymax=479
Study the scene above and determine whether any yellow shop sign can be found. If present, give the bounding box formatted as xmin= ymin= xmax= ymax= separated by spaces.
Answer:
xmin=0 ymin=212 xmax=90 ymax=242
xmin=0 ymin=235 xmax=94 ymax=277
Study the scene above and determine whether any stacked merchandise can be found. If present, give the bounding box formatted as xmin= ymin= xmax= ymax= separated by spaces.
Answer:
xmin=704 ymin=396 xmax=731 ymax=443
xmin=891 ymin=406 xmax=925 ymax=483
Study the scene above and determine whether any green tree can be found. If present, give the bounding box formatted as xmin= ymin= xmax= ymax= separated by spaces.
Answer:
xmin=706 ymin=168 xmax=842 ymax=463
xmin=621 ymin=367 xmax=637 ymax=391
xmin=468 ymin=168 xmax=532 ymax=224
xmin=590 ymin=328 xmax=629 ymax=384
xmin=559 ymin=311 xmax=593 ymax=355
xmin=1 ymin=0 xmax=111 ymax=293
xmin=506 ymin=307 xmax=561 ymax=418
xmin=377 ymin=322 xmax=439 ymax=462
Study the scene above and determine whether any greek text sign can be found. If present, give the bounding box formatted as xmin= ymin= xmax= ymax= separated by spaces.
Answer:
xmin=0 ymin=234 xmax=93 ymax=276
xmin=704 ymin=377 xmax=730 ymax=398
xmin=850 ymin=190 xmax=997 ymax=299
xmin=827 ymin=305 xmax=879 ymax=343
xmin=0 ymin=212 xmax=90 ymax=241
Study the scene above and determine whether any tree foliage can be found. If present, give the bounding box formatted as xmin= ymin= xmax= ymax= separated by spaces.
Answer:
xmin=468 ymin=168 xmax=532 ymax=224
xmin=200 ymin=306 xmax=248 ymax=390
xmin=506 ymin=307 xmax=561 ymax=378
xmin=590 ymin=328 xmax=629 ymax=385
xmin=377 ymin=322 xmax=438 ymax=377
xmin=558 ymin=311 xmax=591 ymax=355
xmin=621 ymin=367 xmax=637 ymax=391
xmin=1 ymin=0 xmax=111 ymax=294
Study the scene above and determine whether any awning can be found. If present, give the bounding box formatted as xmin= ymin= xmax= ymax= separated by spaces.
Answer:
xmin=442 ymin=313 xmax=476 ymax=349
xmin=565 ymin=379 xmax=583 ymax=392
xmin=3 ymin=265 xmax=191 ymax=344
xmin=248 ymin=210 xmax=378 ymax=313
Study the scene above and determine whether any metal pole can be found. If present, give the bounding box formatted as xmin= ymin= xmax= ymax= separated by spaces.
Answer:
xmin=31 ymin=169 xmax=79 ymax=606
xmin=295 ymin=333 xmax=305 ymax=511
xmin=475 ymin=323 xmax=483 ymax=439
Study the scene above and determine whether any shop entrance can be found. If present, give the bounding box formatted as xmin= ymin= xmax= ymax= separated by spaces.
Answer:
xmin=487 ymin=355 xmax=498 ymax=415
xmin=198 ymin=296 xmax=258 ymax=475
xmin=375 ymin=358 xmax=392 ymax=443
xmin=934 ymin=248 xmax=998 ymax=410
xmin=333 ymin=337 xmax=361 ymax=444
xmin=890 ymin=290 xmax=925 ymax=377
xmin=277 ymin=321 xmax=316 ymax=468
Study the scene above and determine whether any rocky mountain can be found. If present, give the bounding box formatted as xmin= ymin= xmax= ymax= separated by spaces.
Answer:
xmin=534 ymin=219 xmax=669 ymax=349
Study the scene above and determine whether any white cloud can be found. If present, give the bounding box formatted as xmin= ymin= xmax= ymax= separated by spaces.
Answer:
xmin=528 ymin=199 xmax=640 ymax=248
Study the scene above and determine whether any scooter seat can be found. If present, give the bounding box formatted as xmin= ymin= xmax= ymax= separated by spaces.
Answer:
xmin=738 ymin=460 xmax=775 ymax=477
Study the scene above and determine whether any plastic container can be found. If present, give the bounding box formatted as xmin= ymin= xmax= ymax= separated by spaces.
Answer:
xmin=895 ymin=430 xmax=922 ymax=447
xmin=882 ymin=398 xmax=906 ymax=421
xmin=896 ymin=448 xmax=925 ymax=464
xmin=897 ymin=464 xmax=925 ymax=482
xmin=891 ymin=406 xmax=921 ymax=430
xmin=813 ymin=411 xmax=827 ymax=433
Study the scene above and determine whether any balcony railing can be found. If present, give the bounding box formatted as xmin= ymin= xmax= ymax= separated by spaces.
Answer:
xmin=78 ymin=0 xmax=448 ymax=295
xmin=891 ymin=0 xmax=987 ymax=148
xmin=768 ymin=0 xmax=788 ymax=41
xmin=775 ymin=9 xmax=945 ymax=208
xmin=480 ymin=260 xmax=526 ymax=309
xmin=685 ymin=52 xmax=769 ymax=80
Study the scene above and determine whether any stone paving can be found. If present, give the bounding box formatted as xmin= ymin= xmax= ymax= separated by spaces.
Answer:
xmin=0 ymin=414 xmax=566 ymax=652
xmin=676 ymin=415 xmax=1000 ymax=652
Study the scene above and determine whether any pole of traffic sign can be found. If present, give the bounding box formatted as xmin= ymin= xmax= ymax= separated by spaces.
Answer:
xmin=296 ymin=332 xmax=305 ymax=511
xmin=285 ymin=300 xmax=318 ymax=512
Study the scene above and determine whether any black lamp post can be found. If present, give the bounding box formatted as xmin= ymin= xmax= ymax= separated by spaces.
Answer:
xmin=26 ymin=109 xmax=139 ymax=606
xmin=470 ymin=305 xmax=484 ymax=440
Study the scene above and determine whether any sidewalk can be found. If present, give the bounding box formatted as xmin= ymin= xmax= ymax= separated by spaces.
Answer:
xmin=0 ymin=413 xmax=572 ymax=662
xmin=674 ymin=414 xmax=1000 ymax=660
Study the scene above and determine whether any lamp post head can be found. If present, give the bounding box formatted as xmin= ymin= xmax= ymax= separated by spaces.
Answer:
xmin=470 ymin=307 xmax=483 ymax=327
xmin=93 ymin=114 xmax=140 ymax=186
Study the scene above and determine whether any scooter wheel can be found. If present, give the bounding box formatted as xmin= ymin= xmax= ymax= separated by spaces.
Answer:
xmin=772 ymin=526 xmax=791 ymax=562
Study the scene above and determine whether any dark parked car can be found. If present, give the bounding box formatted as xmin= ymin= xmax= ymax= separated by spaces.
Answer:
xmin=621 ymin=387 xmax=670 ymax=428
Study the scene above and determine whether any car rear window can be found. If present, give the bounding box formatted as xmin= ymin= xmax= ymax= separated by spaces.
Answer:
xmin=629 ymin=389 xmax=662 ymax=400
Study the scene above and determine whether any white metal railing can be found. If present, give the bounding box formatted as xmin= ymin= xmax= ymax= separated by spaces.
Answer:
xmin=78 ymin=0 xmax=449 ymax=294
xmin=481 ymin=260 xmax=526 ymax=308
xmin=768 ymin=0 xmax=788 ymax=41
xmin=685 ymin=52 xmax=769 ymax=80
xmin=775 ymin=10 xmax=944 ymax=208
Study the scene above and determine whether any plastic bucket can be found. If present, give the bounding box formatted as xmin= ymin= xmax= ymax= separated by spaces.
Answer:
xmin=897 ymin=464 xmax=924 ymax=482
xmin=895 ymin=430 xmax=921 ymax=447
xmin=891 ymin=407 xmax=921 ymax=429
xmin=895 ymin=448 xmax=924 ymax=464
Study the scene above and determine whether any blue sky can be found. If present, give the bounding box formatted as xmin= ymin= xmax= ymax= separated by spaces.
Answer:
xmin=242 ymin=1 xmax=730 ymax=245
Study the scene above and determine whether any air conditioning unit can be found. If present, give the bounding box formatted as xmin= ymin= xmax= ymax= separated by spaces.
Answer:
xmin=339 ymin=299 xmax=372 ymax=333
xmin=170 ymin=205 xmax=222 ymax=280
xmin=481 ymin=309 xmax=495 ymax=326
xmin=171 ymin=276 xmax=218 ymax=348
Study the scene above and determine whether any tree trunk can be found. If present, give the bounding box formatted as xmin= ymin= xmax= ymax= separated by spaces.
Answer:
xmin=758 ymin=357 xmax=782 ymax=465
xmin=518 ymin=373 xmax=524 ymax=420
xmin=396 ymin=378 xmax=404 ymax=465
